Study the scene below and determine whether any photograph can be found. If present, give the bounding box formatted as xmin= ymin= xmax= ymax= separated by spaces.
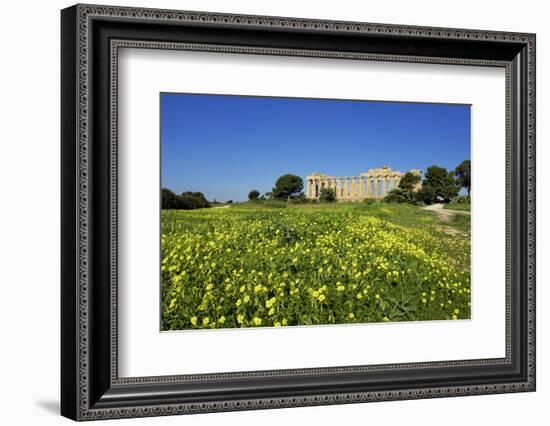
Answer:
xmin=58 ymin=4 xmax=536 ymax=420
xmin=160 ymin=93 xmax=472 ymax=331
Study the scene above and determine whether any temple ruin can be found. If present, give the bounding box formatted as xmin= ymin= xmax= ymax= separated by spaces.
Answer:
xmin=305 ymin=166 xmax=421 ymax=201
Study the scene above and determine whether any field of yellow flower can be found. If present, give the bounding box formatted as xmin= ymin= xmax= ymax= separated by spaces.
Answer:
xmin=161 ymin=203 xmax=470 ymax=330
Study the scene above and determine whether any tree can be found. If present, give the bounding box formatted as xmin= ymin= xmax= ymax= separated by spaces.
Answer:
xmin=455 ymin=160 xmax=471 ymax=196
xmin=414 ymin=185 xmax=437 ymax=205
xmin=272 ymin=174 xmax=304 ymax=200
xmin=419 ymin=165 xmax=460 ymax=204
xmin=161 ymin=189 xmax=212 ymax=210
xmin=319 ymin=187 xmax=336 ymax=203
xmin=248 ymin=189 xmax=260 ymax=201
xmin=398 ymin=172 xmax=421 ymax=192
xmin=383 ymin=188 xmax=408 ymax=203
xmin=179 ymin=191 xmax=211 ymax=210
xmin=161 ymin=188 xmax=180 ymax=209
xmin=384 ymin=171 xmax=421 ymax=204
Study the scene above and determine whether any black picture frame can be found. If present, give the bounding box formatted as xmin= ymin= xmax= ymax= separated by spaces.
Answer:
xmin=61 ymin=4 xmax=536 ymax=421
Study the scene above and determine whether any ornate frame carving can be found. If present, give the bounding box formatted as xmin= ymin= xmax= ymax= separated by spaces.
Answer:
xmin=61 ymin=4 xmax=535 ymax=421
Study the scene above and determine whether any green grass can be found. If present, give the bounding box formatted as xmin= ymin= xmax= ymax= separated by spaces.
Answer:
xmin=448 ymin=213 xmax=471 ymax=234
xmin=161 ymin=203 xmax=471 ymax=330
xmin=234 ymin=201 xmax=442 ymax=229
xmin=444 ymin=203 xmax=471 ymax=212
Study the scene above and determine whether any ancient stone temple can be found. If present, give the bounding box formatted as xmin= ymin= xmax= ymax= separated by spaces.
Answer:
xmin=305 ymin=166 xmax=422 ymax=201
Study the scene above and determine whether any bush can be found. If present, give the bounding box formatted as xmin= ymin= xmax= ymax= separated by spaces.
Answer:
xmin=414 ymin=186 xmax=436 ymax=205
xmin=383 ymin=193 xmax=407 ymax=203
xmin=319 ymin=187 xmax=336 ymax=203
xmin=288 ymin=195 xmax=309 ymax=204
xmin=363 ymin=197 xmax=376 ymax=205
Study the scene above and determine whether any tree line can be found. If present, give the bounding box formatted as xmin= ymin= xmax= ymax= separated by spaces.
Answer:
xmin=247 ymin=160 xmax=470 ymax=205
xmin=161 ymin=160 xmax=471 ymax=210
xmin=385 ymin=160 xmax=470 ymax=205
xmin=161 ymin=189 xmax=212 ymax=210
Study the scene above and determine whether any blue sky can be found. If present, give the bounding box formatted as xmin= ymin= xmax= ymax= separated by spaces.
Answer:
xmin=161 ymin=93 xmax=470 ymax=202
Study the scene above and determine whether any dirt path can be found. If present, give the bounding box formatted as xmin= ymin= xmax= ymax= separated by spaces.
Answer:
xmin=211 ymin=205 xmax=231 ymax=209
xmin=422 ymin=203 xmax=470 ymax=222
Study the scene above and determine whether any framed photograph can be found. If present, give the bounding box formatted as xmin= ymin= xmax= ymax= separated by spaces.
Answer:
xmin=61 ymin=4 xmax=536 ymax=421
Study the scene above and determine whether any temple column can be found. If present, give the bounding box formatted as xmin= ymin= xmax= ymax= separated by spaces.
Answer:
xmin=359 ymin=177 xmax=364 ymax=199
xmin=381 ymin=176 xmax=387 ymax=198
xmin=371 ymin=177 xmax=376 ymax=198
xmin=366 ymin=176 xmax=372 ymax=198
xmin=370 ymin=176 xmax=375 ymax=197
xmin=306 ymin=179 xmax=311 ymax=198
xmin=315 ymin=179 xmax=321 ymax=198
xmin=343 ymin=178 xmax=349 ymax=199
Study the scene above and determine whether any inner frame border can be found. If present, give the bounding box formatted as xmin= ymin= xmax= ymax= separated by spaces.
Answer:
xmin=111 ymin=40 xmax=511 ymax=384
